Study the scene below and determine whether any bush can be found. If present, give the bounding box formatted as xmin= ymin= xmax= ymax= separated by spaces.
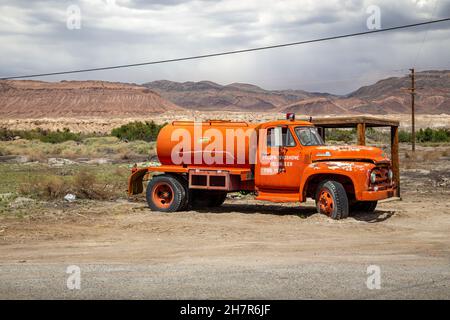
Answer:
xmin=111 ymin=121 xmax=165 ymax=142
xmin=398 ymin=128 xmax=450 ymax=143
xmin=40 ymin=128 xmax=82 ymax=144
xmin=325 ymin=128 xmax=355 ymax=143
xmin=72 ymin=171 xmax=110 ymax=200
xmin=0 ymin=128 xmax=15 ymax=141
xmin=19 ymin=176 xmax=69 ymax=199
xmin=0 ymin=127 xmax=85 ymax=143
xmin=399 ymin=130 xmax=412 ymax=143
xmin=417 ymin=128 xmax=450 ymax=143
xmin=19 ymin=170 xmax=113 ymax=200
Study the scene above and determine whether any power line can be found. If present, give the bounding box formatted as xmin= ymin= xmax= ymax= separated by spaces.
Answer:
xmin=413 ymin=0 xmax=440 ymax=66
xmin=1 ymin=17 xmax=450 ymax=80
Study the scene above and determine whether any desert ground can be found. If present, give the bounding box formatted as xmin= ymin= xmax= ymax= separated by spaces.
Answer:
xmin=1 ymin=112 xmax=450 ymax=133
xmin=0 ymin=141 xmax=449 ymax=299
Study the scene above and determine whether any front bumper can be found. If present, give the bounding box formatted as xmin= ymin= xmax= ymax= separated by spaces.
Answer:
xmin=359 ymin=187 xmax=396 ymax=201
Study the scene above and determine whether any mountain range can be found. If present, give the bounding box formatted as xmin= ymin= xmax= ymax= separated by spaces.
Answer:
xmin=144 ymin=70 xmax=450 ymax=115
xmin=1 ymin=70 xmax=449 ymax=118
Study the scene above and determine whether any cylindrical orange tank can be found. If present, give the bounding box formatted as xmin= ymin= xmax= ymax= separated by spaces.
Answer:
xmin=156 ymin=120 xmax=260 ymax=168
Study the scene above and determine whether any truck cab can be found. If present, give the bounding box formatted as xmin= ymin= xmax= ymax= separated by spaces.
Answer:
xmin=128 ymin=116 xmax=396 ymax=219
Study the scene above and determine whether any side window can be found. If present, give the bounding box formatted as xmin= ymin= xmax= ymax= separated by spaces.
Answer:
xmin=285 ymin=128 xmax=296 ymax=147
xmin=266 ymin=127 xmax=296 ymax=147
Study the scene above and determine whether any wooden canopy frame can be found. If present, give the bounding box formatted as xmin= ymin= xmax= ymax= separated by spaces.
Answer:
xmin=311 ymin=116 xmax=401 ymax=197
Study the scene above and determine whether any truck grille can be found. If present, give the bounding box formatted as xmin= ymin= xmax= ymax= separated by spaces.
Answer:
xmin=370 ymin=166 xmax=392 ymax=190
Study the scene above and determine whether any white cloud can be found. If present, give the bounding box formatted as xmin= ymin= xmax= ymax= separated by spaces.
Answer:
xmin=0 ymin=0 xmax=449 ymax=94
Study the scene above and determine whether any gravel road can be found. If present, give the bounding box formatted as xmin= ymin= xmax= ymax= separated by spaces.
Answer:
xmin=1 ymin=191 xmax=449 ymax=299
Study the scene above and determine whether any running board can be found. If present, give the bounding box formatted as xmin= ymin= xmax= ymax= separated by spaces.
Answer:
xmin=256 ymin=191 xmax=300 ymax=203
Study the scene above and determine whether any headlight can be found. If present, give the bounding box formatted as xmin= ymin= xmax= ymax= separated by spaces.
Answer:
xmin=388 ymin=169 xmax=393 ymax=180
xmin=370 ymin=171 xmax=377 ymax=184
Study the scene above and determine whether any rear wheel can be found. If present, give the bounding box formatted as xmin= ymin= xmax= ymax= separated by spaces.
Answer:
xmin=146 ymin=175 xmax=185 ymax=212
xmin=169 ymin=174 xmax=189 ymax=211
xmin=315 ymin=180 xmax=349 ymax=220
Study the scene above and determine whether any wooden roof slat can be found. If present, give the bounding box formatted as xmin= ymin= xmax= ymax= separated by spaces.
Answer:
xmin=308 ymin=116 xmax=399 ymax=128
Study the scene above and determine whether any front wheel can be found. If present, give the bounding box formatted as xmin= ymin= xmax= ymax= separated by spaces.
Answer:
xmin=315 ymin=180 xmax=349 ymax=220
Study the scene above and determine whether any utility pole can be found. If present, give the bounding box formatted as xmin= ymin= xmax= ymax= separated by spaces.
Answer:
xmin=409 ymin=68 xmax=416 ymax=152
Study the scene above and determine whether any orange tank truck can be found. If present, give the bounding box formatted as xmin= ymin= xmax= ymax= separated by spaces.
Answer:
xmin=128 ymin=116 xmax=396 ymax=219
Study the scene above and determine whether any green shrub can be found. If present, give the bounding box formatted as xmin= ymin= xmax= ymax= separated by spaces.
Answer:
xmin=325 ymin=128 xmax=355 ymax=143
xmin=432 ymin=129 xmax=450 ymax=142
xmin=399 ymin=130 xmax=412 ymax=143
xmin=416 ymin=128 xmax=450 ymax=143
xmin=0 ymin=127 xmax=87 ymax=143
xmin=111 ymin=121 xmax=165 ymax=142
xmin=399 ymin=128 xmax=450 ymax=143
xmin=40 ymin=128 xmax=82 ymax=143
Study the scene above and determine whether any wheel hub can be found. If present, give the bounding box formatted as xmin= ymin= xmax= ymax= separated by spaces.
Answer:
xmin=152 ymin=183 xmax=174 ymax=208
xmin=319 ymin=190 xmax=334 ymax=216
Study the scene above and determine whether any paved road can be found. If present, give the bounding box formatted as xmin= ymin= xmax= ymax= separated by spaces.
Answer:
xmin=1 ymin=261 xmax=449 ymax=299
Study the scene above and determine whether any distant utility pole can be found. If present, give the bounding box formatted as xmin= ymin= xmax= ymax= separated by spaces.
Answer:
xmin=409 ymin=68 xmax=416 ymax=152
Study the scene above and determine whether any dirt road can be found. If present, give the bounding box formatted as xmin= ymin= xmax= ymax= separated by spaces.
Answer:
xmin=1 ymin=191 xmax=449 ymax=299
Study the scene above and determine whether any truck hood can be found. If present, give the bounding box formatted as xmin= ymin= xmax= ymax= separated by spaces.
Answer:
xmin=308 ymin=145 xmax=390 ymax=164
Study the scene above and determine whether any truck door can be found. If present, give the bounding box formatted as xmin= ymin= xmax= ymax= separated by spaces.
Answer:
xmin=255 ymin=125 xmax=303 ymax=191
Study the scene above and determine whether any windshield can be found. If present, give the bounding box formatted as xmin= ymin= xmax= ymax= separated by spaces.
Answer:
xmin=295 ymin=127 xmax=324 ymax=146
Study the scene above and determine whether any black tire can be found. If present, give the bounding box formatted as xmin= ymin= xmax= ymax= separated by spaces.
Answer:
xmin=146 ymin=174 xmax=186 ymax=212
xmin=168 ymin=174 xmax=189 ymax=211
xmin=189 ymin=190 xmax=227 ymax=208
xmin=351 ymin=201 xmax=377 ymax=213
xmin=315 ymin=180 xmax=349 ymax=219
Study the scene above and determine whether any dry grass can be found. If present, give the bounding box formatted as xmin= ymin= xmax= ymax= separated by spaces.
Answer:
xmin=16 ymin=165 xmax=130 ymax=201
xmin=72 ymin=171 xmax=111 ymax=200
xmin=0 ymin=136 xmax=155 ymax=162
xmin=401 ymin=147 xmax=450 ymax=169
xmin=19 ymin=175 xmax=69 ymax=199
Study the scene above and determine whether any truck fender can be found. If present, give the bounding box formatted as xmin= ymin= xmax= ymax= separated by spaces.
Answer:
xmin=128 ymin=168 xmax=149 ymax=196
xmin=299 ymin=161 xmax=375 ymax=201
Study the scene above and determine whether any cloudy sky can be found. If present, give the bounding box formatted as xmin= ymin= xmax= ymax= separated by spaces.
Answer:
xmin=0 ymin=0 xmax=449 ymax=94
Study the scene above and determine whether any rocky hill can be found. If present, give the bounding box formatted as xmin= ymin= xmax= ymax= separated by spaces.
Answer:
xmin=1 ymin=71 xmax=449 ymax=118
xmin=143 ymin=80 xmax=330 ymax=111
xmin=145 ymin=71 xmax=450 ymax=115
xmin=0 ymin=80 xmax=182 ymax=118
xmin=280 ymin=97 xmax=348 ymax=115
xmin=345 ymin=70 xmax=450 ymax=114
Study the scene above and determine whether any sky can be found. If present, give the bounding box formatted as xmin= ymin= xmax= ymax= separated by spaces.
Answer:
xmin=0 ymin=0 xmax=449 ymax=94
